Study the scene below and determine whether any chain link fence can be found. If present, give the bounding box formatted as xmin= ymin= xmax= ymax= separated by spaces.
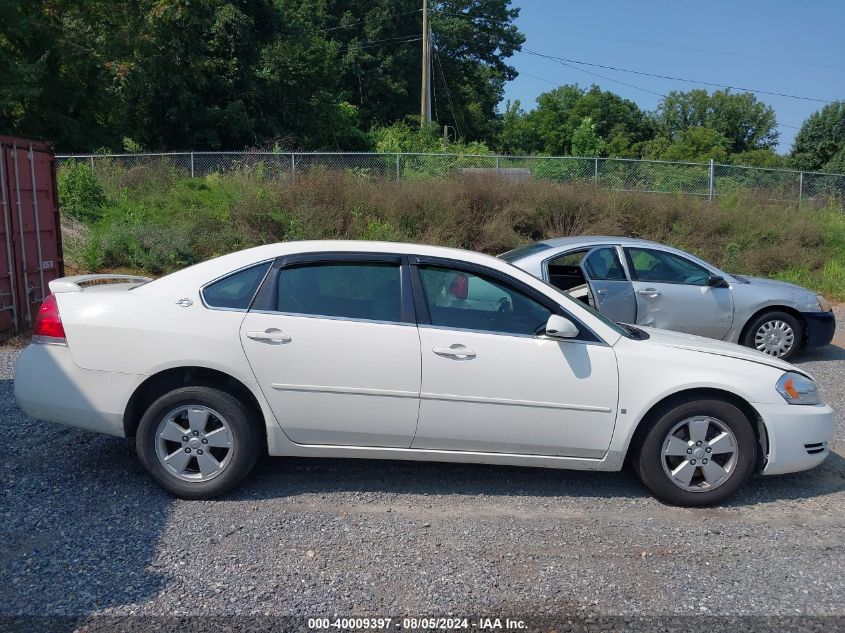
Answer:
xmin=57 ymin=151 xmax=845 ymax=207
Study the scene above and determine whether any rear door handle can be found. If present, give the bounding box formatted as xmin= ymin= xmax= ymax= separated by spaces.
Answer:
xmin=637 ymin=288 xmax=661 ymax=296
xmin=246 ymin=329 xmax=292 ymax=343
xmin=433 ymin=345 xmax=476 ymax=360
xmin=596 ymin=289 xmax=608 ymax=295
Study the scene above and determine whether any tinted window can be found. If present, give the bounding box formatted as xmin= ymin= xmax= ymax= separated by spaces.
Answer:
xmin=418 ymin=266 xmax=552 ymax=336
xmin=626 ymin=247 xmax=710 ymax=286
xmin=277 ymin=263 xmax=401 ymax=322
xmin=498 ymin=242 xmax=552 ymax=263
xmin=583 ymin=247 xmax=627 ymax=281
xmin=203 ymin=262 xmax=271 ymax=309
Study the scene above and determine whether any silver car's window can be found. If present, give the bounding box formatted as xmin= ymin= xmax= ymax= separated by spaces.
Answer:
xmin=498 ymin=242 xmax=552 ymax=263
xmin=583 ymin=248 xmax=627 ymax=281
xmin=276 ymin=263 xmax=402 ymax=322
xmin=418 ymin=265 xmax=552 ymax=336
xmin=625 ymin=247 xmax=711 ymax=286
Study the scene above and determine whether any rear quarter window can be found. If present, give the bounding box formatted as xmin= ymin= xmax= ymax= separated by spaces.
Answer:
xmin=202 ymin=262 xmax=271 ymax=310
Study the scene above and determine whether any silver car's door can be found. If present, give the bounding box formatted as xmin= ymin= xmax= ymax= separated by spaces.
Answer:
xmin=623 ymin=246 xmax=734 ymax=339
xmin=580 ymin=246 xmax=637 ymax=323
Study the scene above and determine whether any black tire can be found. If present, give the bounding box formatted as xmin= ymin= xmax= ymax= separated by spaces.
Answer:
xmin=742 ymin=310 xmax=803 ymax=361
xmin=634 ymin=398 xmax=757 ymax=507
xmin=136 ymin=386 xmax=261 ymax=499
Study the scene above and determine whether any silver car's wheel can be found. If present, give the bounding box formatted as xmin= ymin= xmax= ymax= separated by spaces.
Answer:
xmin=754 ymin=319 xmax=795 ymax=357
xmin=155 ymin=405 xmax=234 ymax=482
xmin=661 ymin=416 xmax=739 ymax=493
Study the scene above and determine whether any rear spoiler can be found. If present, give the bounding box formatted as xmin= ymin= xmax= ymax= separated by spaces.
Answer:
xmin=48 ymin=274 xmax=152 ymax=293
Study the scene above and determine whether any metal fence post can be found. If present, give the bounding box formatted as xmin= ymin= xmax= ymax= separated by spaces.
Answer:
xmin=495 ymin=155 xmax=500 ymax=173
xmin=798 ymin=171 xmax=804 ymax=207
xmin=291 ymin=154 xmax=296 ymax=179
xmin=89 ymin=155 xmax=94 ymax=172
xmin=396 ymin=154 xmax=401 ymax=181
xmin=190 ymin=152 xmax=195 ymax=178
xmin=594 ymin=158 xmax=599 ymax=183
xmin=708 ymin=159 xmax=715 ymax=203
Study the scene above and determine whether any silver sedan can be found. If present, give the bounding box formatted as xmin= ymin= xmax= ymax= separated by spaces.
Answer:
xmin=501 ymin=237 xmax=836 ymax=360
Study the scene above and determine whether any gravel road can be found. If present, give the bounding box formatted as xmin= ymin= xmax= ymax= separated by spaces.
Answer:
xmin=1 ymin=326 xmax=844 ymax=626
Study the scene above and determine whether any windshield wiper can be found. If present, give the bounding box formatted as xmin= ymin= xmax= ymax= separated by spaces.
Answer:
xmin=621 ymin=323 xmax=649 ymax=340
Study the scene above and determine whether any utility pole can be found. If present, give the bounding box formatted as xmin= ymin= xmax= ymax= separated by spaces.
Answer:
xmin=420 ymin=0 xmax=432 ymax=127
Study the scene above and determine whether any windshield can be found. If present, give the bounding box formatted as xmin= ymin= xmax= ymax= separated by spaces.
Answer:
xmin=498 ymin=242 xmax=552 ymax=263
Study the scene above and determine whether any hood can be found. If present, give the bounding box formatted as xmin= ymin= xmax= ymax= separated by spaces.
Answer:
xmin=635 ymin=326 xmax=801 ymax=374
xmin=732 ymin=274 xmax=813 ymax=295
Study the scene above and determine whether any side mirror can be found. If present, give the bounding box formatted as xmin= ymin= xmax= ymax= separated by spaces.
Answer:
xmin=707 ymin=274 xmax=729 ymax=288
xmin=545 ymin=314 xmax=579 ymax=339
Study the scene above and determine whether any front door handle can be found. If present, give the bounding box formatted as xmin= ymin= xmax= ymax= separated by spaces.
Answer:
xmin=432 ymin=345 xmax=476 ymax=360
xmin=637 ymin=288 xmax=662 ymax=296
xmin=246 ymin=329 xmax=292 ymax=343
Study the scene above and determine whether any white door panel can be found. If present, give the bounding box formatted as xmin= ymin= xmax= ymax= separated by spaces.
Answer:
xmin=412 ymin=328 xmax=619 ymax=457
xmin=240 ymin=314 xmax=421 ymax=447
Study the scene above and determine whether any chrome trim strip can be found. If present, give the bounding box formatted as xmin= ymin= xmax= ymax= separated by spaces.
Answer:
xmin=417 ymin=323 xmax=608 ymax=345
xmin=270 ymin=383 xmax=419 ymax=399
xmin=285 ymin=441 xmax=605 ymax=463
xmin=420 ymin=392 xmax=612 ymax=413
xmin=31 ymin=335 xmax=68 ymax=346
xmin=250 ymin=310 xmax=413 ymax=327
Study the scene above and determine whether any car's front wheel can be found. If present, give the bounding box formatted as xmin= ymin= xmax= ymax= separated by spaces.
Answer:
xmin=742 ymin=310 xmax=802 ymax=360
xmin=634 ymin=398 xmax=757 ymax=506
xmin=136 ymin=386 xmax=261 ymax=499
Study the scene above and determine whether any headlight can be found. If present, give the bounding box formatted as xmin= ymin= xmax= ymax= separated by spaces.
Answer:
xmin=816 ymin=295 xmax=832 ymax=312
xmin=776 ymin=372 xmax=821 ymax=405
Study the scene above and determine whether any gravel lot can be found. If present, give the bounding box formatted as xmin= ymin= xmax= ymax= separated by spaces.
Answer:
xmin=1 ymin=315 xmax=844 ymax=625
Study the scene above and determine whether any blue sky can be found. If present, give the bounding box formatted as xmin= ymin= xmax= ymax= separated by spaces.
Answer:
xmin=501 ymin=0 xmax=845 ymax=152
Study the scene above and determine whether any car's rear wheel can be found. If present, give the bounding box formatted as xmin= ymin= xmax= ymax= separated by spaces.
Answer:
xmin=634 ymin=398 xmax=757 ymax=506
xmin=136 ymin=386 xmax=261 ymax=499
xmin=742 ymin=310 xmax=802 ymax=360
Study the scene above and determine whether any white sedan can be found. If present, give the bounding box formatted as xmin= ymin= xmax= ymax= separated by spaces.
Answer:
xmin=14 ymin=241 xmax=833 ymax=506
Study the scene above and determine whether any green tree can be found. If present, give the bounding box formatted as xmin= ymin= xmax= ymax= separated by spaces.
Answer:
xmin=570 ymin=117 xmax=606 ymax=157
xmin=497 ymin=100 xmax=540 ymax=154
xmin=654 ymin=89 xmax=779 ymax=154
xmin=500 ymin=84 xmax=652 ymax=156
xmin=790 ymin=101 xmax=845 ymax=173
xmin=642 ymin=127 xmax=731 ymax=163
xmin=0 ymin=0 xmax=134 ymax=150
xmin=326 ymin=0 xmax=524 ymax=144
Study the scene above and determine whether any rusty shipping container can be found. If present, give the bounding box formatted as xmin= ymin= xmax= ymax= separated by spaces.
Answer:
xmin=0 ymin=136 xmax=64 ymax=332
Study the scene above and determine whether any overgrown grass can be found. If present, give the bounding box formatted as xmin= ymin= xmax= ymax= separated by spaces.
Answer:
xmin=60 ymin=164 xmax=845 ymax=300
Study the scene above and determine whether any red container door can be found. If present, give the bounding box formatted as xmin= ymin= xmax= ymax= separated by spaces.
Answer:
xmin=0 ymin=136 xmax=65 ymax=331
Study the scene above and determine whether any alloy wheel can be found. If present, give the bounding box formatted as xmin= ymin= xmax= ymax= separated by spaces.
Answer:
xmin=155 ymin=405 xmax=234 ymax=482
xmin=661 ymin=416 xmax=738 ymax=492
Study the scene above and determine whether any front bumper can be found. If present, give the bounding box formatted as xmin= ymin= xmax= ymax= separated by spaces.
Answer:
xmin=803 ymin=310 xmax=836 ymax=348
xmin=756 ymin=401 xmax=834 ymax=475
xmin=14 ymin=343 xmax=143 ymax=437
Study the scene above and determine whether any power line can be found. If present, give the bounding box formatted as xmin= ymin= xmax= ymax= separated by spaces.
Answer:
xmin=532 ymin=52 xmax=667 ymax=98
xmin=433 ymin=44 xmax=462 ymax=139
xmin=520 ymin=48 xmax=834 ymax=103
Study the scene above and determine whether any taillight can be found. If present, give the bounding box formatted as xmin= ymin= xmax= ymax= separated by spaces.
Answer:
xmin=33 ymin=294 xmax=66 ymax=342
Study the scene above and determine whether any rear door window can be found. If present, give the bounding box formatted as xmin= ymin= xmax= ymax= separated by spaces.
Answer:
xmin=583 ymin=247 xmax=627 ymax=281
xmin=276 ymin=262 xmax=402 ymax=323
